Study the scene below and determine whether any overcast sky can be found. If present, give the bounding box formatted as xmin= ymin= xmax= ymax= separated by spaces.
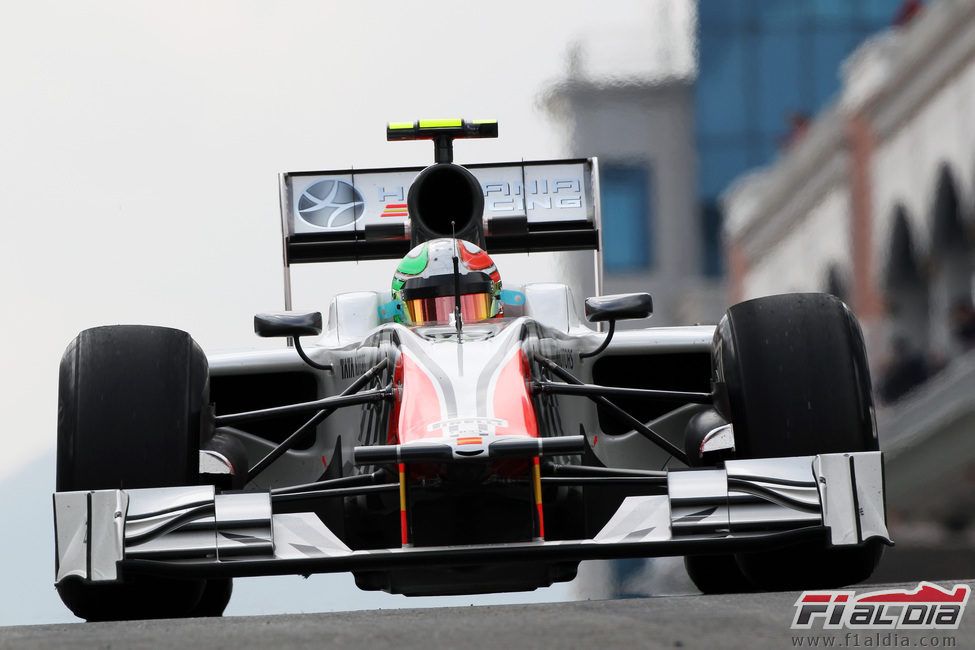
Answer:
xmin=0 ymin=0 xmax=694 ymax=624
xmin=0 ymin=0 xmax=694 ymax=480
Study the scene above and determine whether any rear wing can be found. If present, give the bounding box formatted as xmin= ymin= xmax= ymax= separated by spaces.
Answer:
xmin=278 ymin=158 xmax=601 ymax=265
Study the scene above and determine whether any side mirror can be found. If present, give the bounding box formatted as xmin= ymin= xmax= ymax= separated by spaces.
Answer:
xmin=254 ymin=312 xmax=323 ymax=338
xmin=584 ymin=293 xmax=653 ymax=323
xmin=579 ymin=293 xmax=652 ymax=360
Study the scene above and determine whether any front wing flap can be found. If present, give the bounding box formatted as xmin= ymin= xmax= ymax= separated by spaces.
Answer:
xmin=53 ymin=452 xmax=889 ymax=584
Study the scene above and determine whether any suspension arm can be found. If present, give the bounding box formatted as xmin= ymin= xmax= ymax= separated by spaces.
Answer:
xmin=245 ymin=358 xmax=390 ymax=483
xmin=532 ymin=354 xmax=690 ymax=465
xmin=216 ymin=388 xmax=393 ymax=427
xmin=532 ymin=380 xmax=712 ymax=404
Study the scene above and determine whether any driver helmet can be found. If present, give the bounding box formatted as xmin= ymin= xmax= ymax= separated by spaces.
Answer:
xmin=392 ymin=238 xmax=502 ymax=325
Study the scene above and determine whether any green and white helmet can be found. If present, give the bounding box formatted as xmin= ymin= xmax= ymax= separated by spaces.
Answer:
xmin=391 ymin=238 xmax=502 ymax=325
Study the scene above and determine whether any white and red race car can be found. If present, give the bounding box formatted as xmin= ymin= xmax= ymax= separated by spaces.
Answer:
xmin=53 ymin=120 xmax=889 ymax=621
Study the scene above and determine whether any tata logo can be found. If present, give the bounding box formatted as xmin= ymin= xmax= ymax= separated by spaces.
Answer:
xmin=297 ymin=179 xmax=365 ymax=228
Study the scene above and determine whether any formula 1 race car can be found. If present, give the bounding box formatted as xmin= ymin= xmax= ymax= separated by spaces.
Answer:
xmin=53 ymin=120 xmax=890 ymax=621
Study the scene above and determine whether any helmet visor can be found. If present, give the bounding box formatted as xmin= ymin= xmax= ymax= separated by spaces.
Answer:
xmin=402 ymin=292 xmax=494 ymax=326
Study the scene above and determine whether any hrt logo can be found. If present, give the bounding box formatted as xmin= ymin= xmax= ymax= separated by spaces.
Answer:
xmin=792 ymin=582 xmax=969 ymax=630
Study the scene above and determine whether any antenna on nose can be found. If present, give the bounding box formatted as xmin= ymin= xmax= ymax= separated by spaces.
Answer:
xmin=451 ymin=221 xmax=463 ymax=339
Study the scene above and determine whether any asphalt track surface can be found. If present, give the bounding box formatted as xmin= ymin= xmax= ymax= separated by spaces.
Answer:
xmin=4 ymin=580 xmax=974 ymax=650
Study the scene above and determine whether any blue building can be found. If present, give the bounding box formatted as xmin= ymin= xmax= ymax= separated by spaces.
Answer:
xmin=696 ymin=0 xmax=912 ymax=277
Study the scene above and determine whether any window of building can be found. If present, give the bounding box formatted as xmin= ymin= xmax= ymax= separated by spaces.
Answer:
xmin=696 ymin=34 xmax=748 ymax=139
xmin=600 ymin=163 xmax=652 ymax=273
xmin=757 ymin=31 xmax=804 ymax=134
xmin=701 ymin=199 xmax=725 ymax=278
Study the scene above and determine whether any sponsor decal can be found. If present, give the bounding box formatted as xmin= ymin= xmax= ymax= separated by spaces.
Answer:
xmin=427 ymin=417 xmax=507 ymax=436
xmin=339 ymin=356 xmax=373 ymax=380
xmin=792 ymin=582 xmax=970 ymax=630
xmin=297 ymin=179 xmax=365 ymax=228
xmin=382 ymin=203 xmax=409 ymax=217
xmin=291 ymin=168 xmax=590 ymax=234
xmin=373 ymin=178 xmax=585 ymax=214
xmin=482 ymin=178 xmax=583 ymax=212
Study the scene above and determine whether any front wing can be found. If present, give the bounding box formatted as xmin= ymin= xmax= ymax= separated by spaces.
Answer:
xmin=54 ymin=452 xmax=889 ymax=585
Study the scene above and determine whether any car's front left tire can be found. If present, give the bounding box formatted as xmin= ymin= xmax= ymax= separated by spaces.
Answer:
xmin=713 ymin=293 xmax=884 ymax=591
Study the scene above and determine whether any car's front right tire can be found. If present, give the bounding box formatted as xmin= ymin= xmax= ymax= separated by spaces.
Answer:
xmin=55 ymin=325 xmax=222 ymax=621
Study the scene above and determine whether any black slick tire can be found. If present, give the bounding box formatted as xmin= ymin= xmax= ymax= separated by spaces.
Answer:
xmin=55 ymin=325 xmax=225 ymax=620
xmin=713 ymin=293 xmax=883 ymax=590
